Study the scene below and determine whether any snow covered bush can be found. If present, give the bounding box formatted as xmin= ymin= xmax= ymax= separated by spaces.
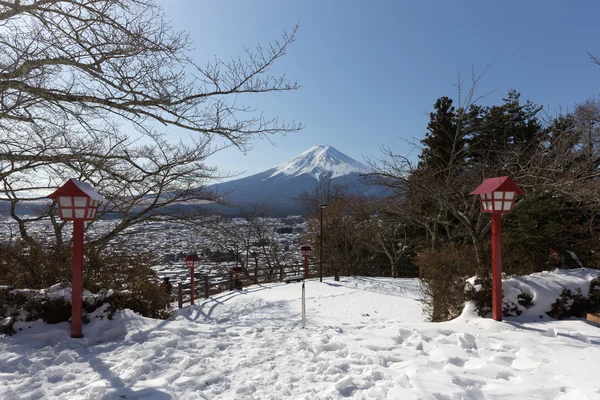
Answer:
xmin=0 ymin=282 xmax=172 ymax=335
xmin=420 ymin=244 xmax=599 ymax=321
xmin=0 ymin=284 xmax=107 ymax=335
xmin=464 ymin=277 xmax=535 ymax=318
xmin=546 ymin=277 xmax=600 ymax=319
xmin=465 ymin=268 xmax=600 ymax=320
xmin=464 ymin=275 xmax=492 ymax=317
xmin=589 ymin=277 xmax=600 ymax=311
xmin=547 ymin=288 xmax=587 ymax=319
xmin=105 ymin=283 xmax=171 ymax=320
xmin=0 ymin=241 xmax=172 ymax=329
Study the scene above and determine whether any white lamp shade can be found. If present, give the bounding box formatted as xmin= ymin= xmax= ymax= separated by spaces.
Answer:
xmin=478 ymin=191 xmax=515 ymax=213
xmin=56 ymin=196 xmax=102 ymax=221
xmin=74 ymin=197 xmax=87 ymax=207
xmin=59 ymin=197 xmax=72 ymax=207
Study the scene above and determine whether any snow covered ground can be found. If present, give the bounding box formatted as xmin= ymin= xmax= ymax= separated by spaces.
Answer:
xmin=2 ymin=272 xmax=600 ymax=399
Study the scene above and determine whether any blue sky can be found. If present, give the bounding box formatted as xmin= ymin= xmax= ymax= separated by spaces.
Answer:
xmin=164 ymin=1 xmax=600 ymax=179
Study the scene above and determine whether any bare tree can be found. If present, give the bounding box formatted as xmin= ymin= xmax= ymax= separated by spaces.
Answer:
xmin=368 ymin=202 xmax=418 ymax=278
xmin=0 ymin=0 xmax=301 ymax=248
xmin=573 ymin=98 xmax=600 ymax=160
xmin=301 ymin=181 xmax=377 ymax=280
xmin=201 ymin=203 xmax=291 ymax=281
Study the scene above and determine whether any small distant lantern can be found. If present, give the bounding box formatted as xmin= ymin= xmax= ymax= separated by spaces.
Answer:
xmin=300 ymin=245 xmax=312 ymax=257
xmin=185 ymin=254 xmax=200 ymax=269
xmin=300 ymin=245 xmax=312 ymax=279
xmin=185 ymin=254 xmax=200 ymax=306
xmin=470 ymin=176 xmax=524 ymax=322
xmin=47 ymin=179 xmax=105 ymax=338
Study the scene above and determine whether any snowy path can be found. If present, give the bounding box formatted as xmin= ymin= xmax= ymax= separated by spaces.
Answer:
xmin=2 ymin=276 xmax=600 ymax=399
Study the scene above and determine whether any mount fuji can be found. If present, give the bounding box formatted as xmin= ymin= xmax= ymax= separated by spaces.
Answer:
xmin=208 ymin=145 xmax=375 ymax=215
xmin=267 ymin=145 xmax=368 ymax=181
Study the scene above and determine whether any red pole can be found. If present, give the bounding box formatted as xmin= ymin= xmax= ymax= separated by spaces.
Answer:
xmin=190 ymin=265 xmax=195 ymax=305
xmin=71 ymin=220 xmax=84 ymax=338
xmin=491 ymin=213 xmax=503 ymax=322
xmin=303 ymin=253 xmax=308 ymax=279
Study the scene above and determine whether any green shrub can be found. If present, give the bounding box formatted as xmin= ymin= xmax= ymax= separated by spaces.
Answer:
xmin=518 ymin=291 xmax=534 ymax=308
xmin=465 ymin=275 xmax=492 ymax=317
xmin=502 ymin=300 xmax=520 ymax=317
xmin=463 ymin=275 xmax=537 ymax=318
xmin=24 ymin=297 xmax=72 ymax=324
xmin=499 ymin=290 xmax=535 ymax=317
xmin=548 ymin=289 xmax=577 ymax=319
xmin=547 ymin=282 xmax=600 ymax=319
xmin=588 ymin=277 xmax=600 ymax=312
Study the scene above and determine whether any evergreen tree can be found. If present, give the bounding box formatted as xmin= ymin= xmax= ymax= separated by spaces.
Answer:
xmin=418 ymin=97 xmax=465 ymax=173
xmin=467 ymin=90 xmax=543 ymax=168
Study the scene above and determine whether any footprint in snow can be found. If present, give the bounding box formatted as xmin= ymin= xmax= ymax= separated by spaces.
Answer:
xmin=451 ymin=376 xmax=486 ymax=389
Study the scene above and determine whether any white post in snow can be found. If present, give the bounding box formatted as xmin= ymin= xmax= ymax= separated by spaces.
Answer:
xmin=301 ymin=281 xmax=306 ymax=328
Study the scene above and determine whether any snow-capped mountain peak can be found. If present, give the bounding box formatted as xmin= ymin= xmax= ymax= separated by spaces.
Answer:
xmin=269 ymin=145 xmax=368 ymax=180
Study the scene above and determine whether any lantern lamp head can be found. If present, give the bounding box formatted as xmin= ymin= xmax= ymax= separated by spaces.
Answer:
xmin=185 ymin=254 xmax=200 ymax=269
xmin=47 ymin=179 xmax=105 ymax=221
xmin=470 ymin=176 xmax=525 ymax=213
xmin=300 ymin=245 xmax=312 ymax=256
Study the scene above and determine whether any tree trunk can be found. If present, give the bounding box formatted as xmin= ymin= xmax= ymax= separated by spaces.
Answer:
xmin=470 ymin=232 xmax=487 ymax=276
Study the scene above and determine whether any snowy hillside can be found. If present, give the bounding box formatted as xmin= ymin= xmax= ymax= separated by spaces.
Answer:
xmin=2 ymin=270 xmax=600 ymax=399
xmin=269 ymin=145 xmax=369 ymax=180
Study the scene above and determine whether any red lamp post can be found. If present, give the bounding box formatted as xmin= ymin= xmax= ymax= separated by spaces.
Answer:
xmin=47 ymin=179 xmax=105 ymax=338
xmin=185 ymin=254 xmax=200 ymax=305
xmin=471 ymin=176 xmax=524 ymax=322
xmin=300 ymin=245 xmax=312 ymax=279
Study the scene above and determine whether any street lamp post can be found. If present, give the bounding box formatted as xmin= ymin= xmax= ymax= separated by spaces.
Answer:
xmin=320 ymin=204 xmax=327 ymax=282
xmin=47 ymin=179 xmax=105 ymax=338
xmin=471 ymin=176 xmax=524 ymax=322
xmin=185 ymin=254 xmax=200 ymax=305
